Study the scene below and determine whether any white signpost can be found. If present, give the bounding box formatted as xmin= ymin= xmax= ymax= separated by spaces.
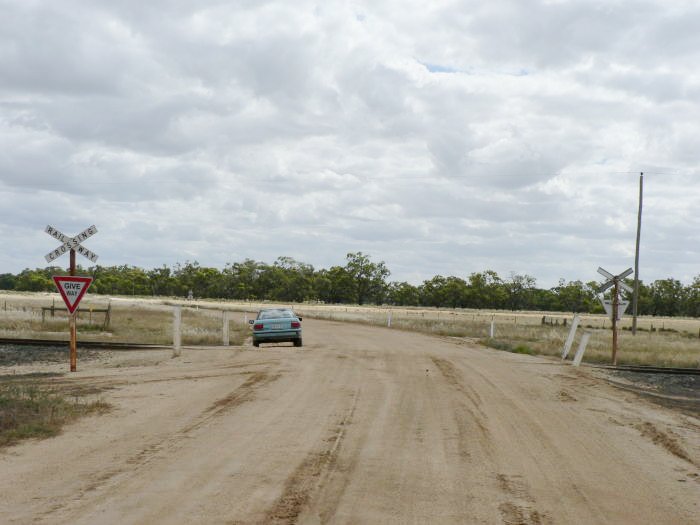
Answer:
xmin=45 ymin=225 xmax=98 ymax=263
xmin=561 ymin=314 xmax=581 ymax=360
xmin=596 ymin=266 xmax=633 ymax=365
xmin=44 ymin=225 xmax=100 ymax=372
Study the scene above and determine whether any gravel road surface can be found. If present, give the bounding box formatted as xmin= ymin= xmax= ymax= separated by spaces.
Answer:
xmin=1 ymin=318 xmax=698 ymax=524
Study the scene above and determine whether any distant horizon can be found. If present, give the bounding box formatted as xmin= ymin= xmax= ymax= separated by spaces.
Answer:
xmin=3 ymin=253 xmax=697 ymax=290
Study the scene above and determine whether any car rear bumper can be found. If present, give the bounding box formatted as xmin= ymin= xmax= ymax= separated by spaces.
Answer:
xmin=253 ymin=330 xmax=301 ymax=343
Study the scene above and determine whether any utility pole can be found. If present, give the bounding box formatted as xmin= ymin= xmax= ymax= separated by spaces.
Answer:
xmin=632 ymin=172 xmax=643 ymax=335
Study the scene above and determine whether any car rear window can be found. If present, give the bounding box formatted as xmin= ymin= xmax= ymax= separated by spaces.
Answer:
xmin=259 ymin=309 xmax=294 ymax=319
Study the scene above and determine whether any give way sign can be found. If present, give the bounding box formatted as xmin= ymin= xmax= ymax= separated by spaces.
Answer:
xmin=53 ymin=276 xmax=93 ymax=314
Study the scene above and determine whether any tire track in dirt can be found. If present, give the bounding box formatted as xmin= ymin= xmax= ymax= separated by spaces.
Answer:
xmin=262 ymin=388 xmax=360 ymax=524
xmin=124 ymin=371 xmax=282 ymax=467
xmin=635 ymin=421 xmax=697 ymax=467
xmin=431 ymin=356 xmax=555 ymax=523
xmin=496 ymin=474 xmax=552 ymax=525
xmin=181 ymin=371 xmax=281 ymax=434
xmin=430 ymin=356 xmax=492 ymax=460
xmin=37 ymin=370 xmax=282 ymax=522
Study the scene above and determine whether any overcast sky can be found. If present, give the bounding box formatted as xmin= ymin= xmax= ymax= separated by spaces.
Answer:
xmin=1 ymin=0 xmax=699 ymax=288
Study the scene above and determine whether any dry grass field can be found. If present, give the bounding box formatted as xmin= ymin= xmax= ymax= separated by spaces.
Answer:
xmin=244 ymin=302 xmax=700 ymax=368
xmin=1 ymin=292 xmax=698 ymax=367
xmin=0 ymin=292 xmax=248 ymax=346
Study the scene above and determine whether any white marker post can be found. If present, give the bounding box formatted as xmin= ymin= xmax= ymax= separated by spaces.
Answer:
xmin=561 ymin=315 xmax=581 ymax=360
xmin=222 ymin=311 xmax=229 ymax=346
xmin=173 ymin=306 xmax=182 ymax=357
xmin=489 ymin=320 xmax=495 ymax=338
xmin=572 ymin=331 xmax=592 ymax=367
xmin=387 ymin=312 xmax=392 ymax=328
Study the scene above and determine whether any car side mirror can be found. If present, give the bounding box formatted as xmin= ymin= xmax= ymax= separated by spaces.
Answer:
xmin=248 ymin=319 xmax=254 ymax=324
xmin=298 ymin=317 xmax=302 ymax=321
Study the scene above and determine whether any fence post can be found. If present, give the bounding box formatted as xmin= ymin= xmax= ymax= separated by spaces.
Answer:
xmin=572 ymin=331 xmax=591 ymax=367
xmin=561 ymin=315 xmax=581 ymax=360
xmin=489 ymin=320 xmax=495 ymax=338
xmin=222 ymin=311 xmax=229 ymax=346
xmin=103 ymin=302 xmax=112 ymax=330
xmin=387 ymin=311 xmax=392 ymax=328
xmin=173 ymin=306 xmax=182 ymax=357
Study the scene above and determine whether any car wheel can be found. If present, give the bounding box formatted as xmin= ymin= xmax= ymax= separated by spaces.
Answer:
xmin=253 ymin=341 xmax=260 ymax=347
xmin=293 ymin=338 xmax=302 ymax=347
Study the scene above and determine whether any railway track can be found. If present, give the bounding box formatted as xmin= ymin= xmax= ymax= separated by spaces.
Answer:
xmin=1 ymin=337 xmax=698 ymax=375
xmin=588 ymin=363 xmax=700 ymax=376
xmin=0 ymin=337 xmax=169 ymax=350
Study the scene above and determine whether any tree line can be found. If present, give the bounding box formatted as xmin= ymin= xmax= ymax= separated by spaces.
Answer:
xmin=1 ymin=252 xmax=699 ymax=317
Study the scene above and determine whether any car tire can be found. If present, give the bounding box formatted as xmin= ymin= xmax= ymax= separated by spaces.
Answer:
xmin=293 ymin=339 xmax=302 ymax=347
xmin=253 ymin=341 xmax=260 ymax=347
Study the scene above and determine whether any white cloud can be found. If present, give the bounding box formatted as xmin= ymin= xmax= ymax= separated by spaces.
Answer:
xmin=0 ymin=0 xmax=698 ymax=288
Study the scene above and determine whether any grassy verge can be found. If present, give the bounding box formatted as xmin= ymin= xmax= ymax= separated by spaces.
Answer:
xmin=298 ymin=308 xmax=700 ymax=368
xmin=0 ymin=379 xmax=110 ymax=448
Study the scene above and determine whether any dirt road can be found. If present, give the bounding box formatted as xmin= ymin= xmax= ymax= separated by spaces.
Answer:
xmin=1 ymin=319 xmax=698 ymax=524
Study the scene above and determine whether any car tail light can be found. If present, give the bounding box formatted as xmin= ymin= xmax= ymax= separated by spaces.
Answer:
xmin=253 ymin=323 xmax=263 ymax=330
xmin=291 ymin=321 xmax=301 ymax=328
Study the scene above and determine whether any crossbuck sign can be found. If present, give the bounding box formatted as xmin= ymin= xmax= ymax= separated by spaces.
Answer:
xmin=596 ymin=266 xmax=633 ymax=365
xmin=45 ymin=225 xmax=99 ymax=263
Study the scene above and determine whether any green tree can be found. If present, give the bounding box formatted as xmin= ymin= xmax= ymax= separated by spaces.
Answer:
xmin=222 ymin=259 xmax=265 ymax=300
xmin=14 ymin=269 xmax=53 ymax=291
xmin=387 ymin=281 xmax=420 ymax=306
xmin=684 ymin=276 xmax=700 ymax=317
xmin=0 ymin=273 xmax=16 ymax=290
xmin=649 ymin=278 xmax=685 ymax=316
xmin=147 ymin=266 xmax=176 ymax=296
xmin=263 ymin=257 xmax=315 ymax=302
xmin=465 ymin=270 xmax=505 ymax=309
xmin=504 ymin=273 xmax=537 ymax=311
xmin=553 ymin=279 xmax=596 ymax=313
xmin=344 ymin=252 xmax=390 ymax=305
xmin=314 ymin=266 xmax=356 ymax=303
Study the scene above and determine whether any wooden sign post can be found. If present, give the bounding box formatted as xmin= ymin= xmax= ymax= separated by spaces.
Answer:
xmin=596 ymin=267 xmax=633 ymax=365
xmin=45 ymin=225 xmax=99 ymax=372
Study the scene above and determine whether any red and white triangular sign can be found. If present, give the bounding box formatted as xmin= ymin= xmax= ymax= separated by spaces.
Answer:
xmin=53 ymin=276 xmax=93 ymax=314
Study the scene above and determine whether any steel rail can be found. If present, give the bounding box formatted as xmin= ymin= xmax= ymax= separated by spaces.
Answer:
xmin=0 ymin=337 xmax=169 ymax=350
xmin=587 ymin=363 xmax=700 ymax=376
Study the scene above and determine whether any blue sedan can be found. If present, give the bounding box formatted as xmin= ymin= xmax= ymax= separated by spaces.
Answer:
xmin=249 ymin=308 xmax=303 ymax=347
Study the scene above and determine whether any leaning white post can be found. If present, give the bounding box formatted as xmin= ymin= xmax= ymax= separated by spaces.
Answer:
xmin=222 ymin=311 xmax=229 ymax=346
xmin=561 ymin=315 xmax=581 ymax=360
xmin=173 ymin=305 xmax=182 ymax=357
xmin=489 ymin=319 xmax=495 ymax=338
xmin=572 ymin=331 xmax=591 ymax=367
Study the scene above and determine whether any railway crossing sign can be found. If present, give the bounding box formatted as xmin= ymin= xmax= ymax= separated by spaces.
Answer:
xmin=43 ymin=223 xmax=99 ymax=372
xmin=595 ymin=266 xmax=634 ymax=365
xmin=45 ymin=225 xmax=99 ymax=263
xmin=596 ymin=267 xmax=633 ymax=294
xmin=53 ymin=276 xmax=93 ymax=314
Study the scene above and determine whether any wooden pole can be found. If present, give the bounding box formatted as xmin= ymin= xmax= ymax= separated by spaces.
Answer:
xmin=632 ymin=173 xmax=643 ymax=335
xmin=69 ymin=249 xmax=77 ymax=372
xmin=612 ymin=280 xmax=619 ymax=365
